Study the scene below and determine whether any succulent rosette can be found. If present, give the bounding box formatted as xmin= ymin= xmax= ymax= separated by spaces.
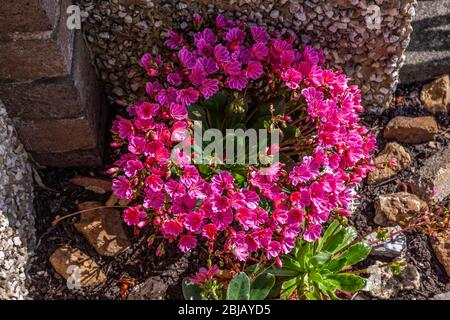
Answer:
xmin=110 ymin=16 xmax=376 ymax=265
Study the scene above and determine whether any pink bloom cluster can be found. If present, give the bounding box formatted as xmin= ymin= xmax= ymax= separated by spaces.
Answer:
xmin=110 ymin=16 xmax=376 ymax=263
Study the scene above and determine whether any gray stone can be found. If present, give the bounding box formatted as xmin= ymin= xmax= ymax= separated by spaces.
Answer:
xmin=433 ymin=291 xmax=450 ymax=300
xmin=365 ymin=226 xmax=407 ymax=258
xmin=410 ymin=145 xmax=450 ymax=201
xmin=400 ymin=0 xmax=450 ymax=83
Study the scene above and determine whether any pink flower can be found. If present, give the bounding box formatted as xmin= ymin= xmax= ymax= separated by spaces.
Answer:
xmin=184 ymin=212 xmax=203 ymax=232
xmin=214 ymin=44 xmax=230 ymax=63
xmin=177 ymin=88 xmax=199 ymax=106
xmin=211 ymin=171 xmax=234 ymax=194
xmin=251 ymin=42 xmax=269 ymax=60
xmin=112 ymin=176 xmax=133 ymax=199
xmin=251 ymin=26 xmax=270 ymax=43
xmin=137 ymin=102 xmax=159 ymax=119
xmin=180 ymin=165 xmax=200 ymax=187
xmin=161 ymin=220 xmax=183 ymax=239
xmin=123 ymin=206 xmax=147 ymax=227
xmin=172 ymin=194 xmax=197 ymax=215
xmin=267 ymin=241 xmax=281 ymax=259
xmin=303 ymin=224 xmax=322 ymax=242
xmin=224 ymin=61 xmax=241 ymax=75
xmin=287 ymin=208 xmax=304 ymax=224
xmin=289 ymin=156 xmax=320 ymax=185
xmin=225 ymin=27 xmax=245 ymax=45
xmin=143 ymin=189 xmax=165 ymax=209
xmin=281 ymin=68 xmax=303 ymax=89
xmin=139 ymin=53 xmax=152 ymax=68
xmin=202 ymin=224 xmax=217 ymax=240
xmin=190 ymin=62 xmax=207 ymax=86
xmin=145 ymin=174 xmax=164 ymax=191
xmin=178 ymin=48 xmax=196 ymax=68
xmin=156 ymin=87 xmax=177 ymax=105
xmin=226 ymin=74 xmax=247 ymax=91
xmin=165 ymin=31 xmax=184 ymax=49
xmin=210 ymin=209 xmax=233 ymax=231
xmin=169 ymin=103 xmax=188 ymax=120
xmin=124 ymin=159 xmax=143 ymax=177
xmin=179 ymin=234 xmax=197 ymax=252
xmin=167 ymin=72 xmax=182 ymax=86
xmin=190 ymin=265 xmax=219 ymax=285
xmin=200 ymin=78 xmax=219 ymax=99
xmin=235 ymin=207 xmax=257 ymax=230
xmin=114 ymin=117 xmax=134 ymax=139
xmin=280 ymin=50 xmax=296 ymax=68
xmin=245 ymin=61 xmax=263 ymax=80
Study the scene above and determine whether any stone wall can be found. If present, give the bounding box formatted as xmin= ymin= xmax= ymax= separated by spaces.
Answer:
xmin=77 ymin=0 xmax=416 ymax=106
xmin=400 ymin=0 xmax=450 ymax=84
xmin=0 ymin=0 xmax=105 ymax=167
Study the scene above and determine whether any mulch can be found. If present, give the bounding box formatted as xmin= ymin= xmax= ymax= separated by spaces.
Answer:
xmin=27 ymin=84 xmax=449 ymax=300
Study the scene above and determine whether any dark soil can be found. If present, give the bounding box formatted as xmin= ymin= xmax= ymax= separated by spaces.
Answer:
xmin=28 ymin=84 xmax=449 ymax=300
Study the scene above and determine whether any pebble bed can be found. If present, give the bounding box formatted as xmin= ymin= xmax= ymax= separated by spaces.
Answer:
xmin=76 ymin=0 xmax=416 ymax=106
xmin=0 ymin=101 xmax=35 ymax=299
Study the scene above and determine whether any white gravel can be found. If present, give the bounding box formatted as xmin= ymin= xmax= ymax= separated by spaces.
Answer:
xmin=0 ymin=100 xmax=35 ymax=300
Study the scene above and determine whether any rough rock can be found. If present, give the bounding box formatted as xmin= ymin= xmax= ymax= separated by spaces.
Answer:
xmin=431 ymin=236 xmax=450 ymax=278
xmin=0 ymin=102 xmax=35 ymax=300
xmin=365 ymin=261 xmax=421 ymax=299
xmin=400 ymin=0 xmax=450 ymax=84
xmin=74 ymin=202 xmax=131 ymax=257
xmin=420 ymin=75 xmax=449 ymax=114
xmin=69 ymin=176 xmax=112 ymax=194
xmin=365 ymin=226 xmax=407 ymax=258
xmin=75 ymin=0 xmax=417 ymax=107
xmin=49 ymin=245 xmax=107 ymax=287
xmin=367 ymin=142 xmax=412 ymax=185
xmin=374 ymin=192 xmax=428 ymax=227
xmin=383 ymin=116 xmax=439 ymax=144
xmin=410 ymin=145 xmax=450 ymax=201
xmin=433 ymin=291 xmax=450 ymax=300
xmin=127 ymin=276 xmax=168 ymax=300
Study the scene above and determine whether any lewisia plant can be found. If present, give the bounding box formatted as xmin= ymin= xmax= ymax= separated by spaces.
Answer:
xmin=109 ymin=15 xmax=376 ymax=266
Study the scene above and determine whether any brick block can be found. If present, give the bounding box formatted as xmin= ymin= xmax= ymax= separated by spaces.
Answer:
xmin=0 ymin=37 xmax=70 ymax=81
xmin=31 ymin=147 xmax=104 ymax=167
xmin=16 ymin=117 xmax=98 ymax=153
xmin=0 ymin=32 xmax=101 ymax=120
xmin=0 ymin=79 xmax=85 ymax=119
xmin=0 ymin=0 xmax=57 ymax=34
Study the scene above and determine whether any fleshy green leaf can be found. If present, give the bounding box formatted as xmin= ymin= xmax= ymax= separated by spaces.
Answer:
xmin=182 ymin=278 xmax=202 ymax=300
xmin=226 ymin=272 xmax=251 ymax=300
xmin=250 ymin=273 xmax=275 ymax=300
xmin=280 ymin=277 xmax=298 ymax=300
xmin=324 ymin=274 xmax=366 ymax=293
xmin=322 ymin=226 xmax=357 ymax=254
xmin=317 ymin=220 xmax=341 ymax=251
xmin=338 ymin=243 xmax=372 ymax=267
xmin=309 ymin=252 xmax=332 ymax=267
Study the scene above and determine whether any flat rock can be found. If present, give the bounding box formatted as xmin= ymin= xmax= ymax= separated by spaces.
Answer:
xmin=374 ymin=192 xmax=428 ymax=227
xmin=74 ymin=202 xmax=131 ymax=257
xmin=433 ymin=291 xmax=450 ymax=300
xmin=367 ymin=142 xmax=412 ymax=185
xmin=49 ymin=245 xmax=107 ymax=287
xmin=365 ymin=226 xmax=407 ymax=258
xmin=420 ymin=75 xmax=449 ymax=114
xmin=365 ymin=261 xmax=421 ymax=299
xmin=431 ymin=236 xmax=450 ymax=278
xmin=69 ymin=176 xmax=112 ymax=194
xmin=127 ymin=276 xmax=168 ymax=300
xmin=383 ymin=116 xmax=439 ymax=144
xmin=410 ymin=145 xmax=450 ymax=201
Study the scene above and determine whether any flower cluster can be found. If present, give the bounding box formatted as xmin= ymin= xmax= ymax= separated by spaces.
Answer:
xmin=110 ymin=16 xmax=376 ymax=264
